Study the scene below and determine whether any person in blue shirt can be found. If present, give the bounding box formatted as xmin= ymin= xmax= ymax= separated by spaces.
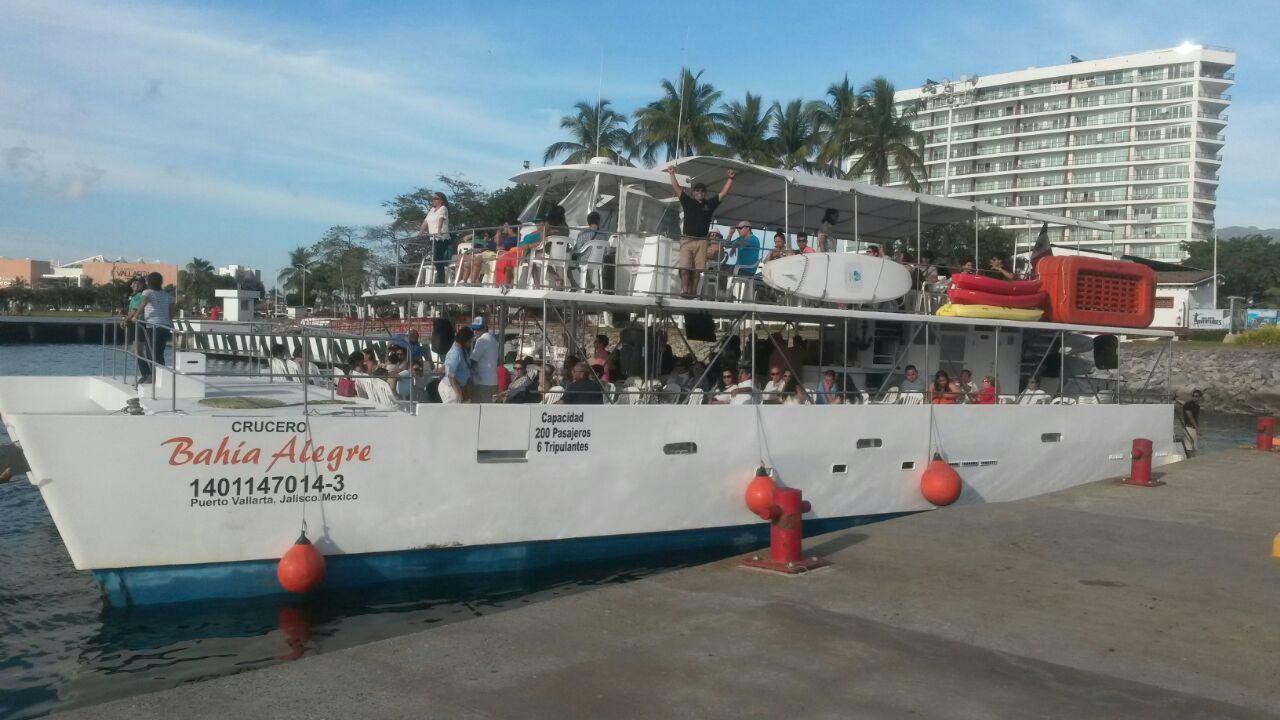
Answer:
xmin=728 ymin=221 xmax=761 ymax=276
xmin=389 ymin=329 xmax=425 ymax=362
xmin=440 ymin=326 xmax=473 ymax=404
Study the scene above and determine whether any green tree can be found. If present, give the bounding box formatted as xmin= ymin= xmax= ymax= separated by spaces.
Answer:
xmin=719 ymin=92 xmax=774 ymax=165
xmin=914 ymin=222 xmax=1017 ymax=269
xmin=543 ymin=99 xmax=632 ymax=165
xmin=843 ymin=77 xmax=927 ymax=190
xmin=278 ymin=246 xmax=317 ymax=307
xmin=769 ymin=99 xmax=818 ymax=171
xmin=633 ymin=68 xmax=724 ymax=161
xmin=1182 ymin=235 xmax=1280 ymax=306
xmin=812 ymin=75 xmax=862 ymax=176
xmin=181 ymin=257 xmax=216 ymax=311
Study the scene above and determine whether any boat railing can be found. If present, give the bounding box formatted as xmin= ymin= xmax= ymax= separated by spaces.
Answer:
xmin=91 ymin=314 xmax=1170 ymax=416
xmin=389 ymin=225 xmax=950 ymax=312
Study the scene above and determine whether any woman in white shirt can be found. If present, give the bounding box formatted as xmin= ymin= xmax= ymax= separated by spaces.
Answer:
xmin=417 ymin=192 xmax=450 ymax=283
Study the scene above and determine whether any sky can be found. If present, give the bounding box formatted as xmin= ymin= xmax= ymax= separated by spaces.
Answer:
xmin=1 ymin=0 xmax=1277 ymax=282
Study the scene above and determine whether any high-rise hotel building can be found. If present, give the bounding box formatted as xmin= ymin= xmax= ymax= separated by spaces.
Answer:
xmin=878 ymin=46 xmax=1234 ymax=260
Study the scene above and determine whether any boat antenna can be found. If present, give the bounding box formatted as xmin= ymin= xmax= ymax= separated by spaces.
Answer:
xmin=674 ymin=29 xmax=689 ymax=161
xmin=594 ymin=52 xmax=605 ymax=159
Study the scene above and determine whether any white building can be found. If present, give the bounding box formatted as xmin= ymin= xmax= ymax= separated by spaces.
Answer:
xmin=878 ymin=45 xmax=1234 ymax=261
xmin=216 ymin=264 xmax=262 ymax=283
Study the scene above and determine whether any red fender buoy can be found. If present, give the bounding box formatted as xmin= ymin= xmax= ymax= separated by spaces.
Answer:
xmin=920 ymin=454 xmax=962 ymax=506
xmin=744 ymin=466 xmax=777 ymax=519
xmin=277 ymin=531 xmax=326 ymax=594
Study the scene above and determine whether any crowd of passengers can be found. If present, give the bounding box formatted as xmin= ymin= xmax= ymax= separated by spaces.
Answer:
xmin=303 ymin=316 xmax=1047 ymax=408
xmin=415 ymin=171 xmax=1028 ymax=296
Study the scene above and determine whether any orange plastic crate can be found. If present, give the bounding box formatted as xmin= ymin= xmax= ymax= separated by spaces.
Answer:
xmin=1037 ymin=256 xmax=1156 ymax=328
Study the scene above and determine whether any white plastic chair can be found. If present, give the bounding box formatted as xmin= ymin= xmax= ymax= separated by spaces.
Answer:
xmin=898 ymin=392 xmax=925 ymax=405
xmin=686 ymin=388 xmax=705 ymax=405
xmin=601 ymin=381 xmax=617 ymax=404
xmin=572 ymin=240 xmax=608 ymax=292
xmin=541 ymin=385 xmax=564 ymax=404
xmin=269 ymin=357 xmax=292 ymax=379
xmin=877 ymin=387 xmax=900 ymax=404
xmin=355 ymin=377 xmax=397 ymax=408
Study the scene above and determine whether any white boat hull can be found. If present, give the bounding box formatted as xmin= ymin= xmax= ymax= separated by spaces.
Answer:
xmin=1 ymin=376 xmax=1178 ymax=605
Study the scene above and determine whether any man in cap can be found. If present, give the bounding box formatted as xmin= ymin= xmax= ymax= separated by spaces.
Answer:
xmin=667 ymin=165 xmax=736 ymax=297
xmin=467 ymin=315 xmax=500 ymax=403
xmin=727 ymin=221 xmax=762 ymax=277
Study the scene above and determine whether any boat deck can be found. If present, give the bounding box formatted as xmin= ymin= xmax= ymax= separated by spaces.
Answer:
xmin=131 ymin=375 xmax=396 ymax=417
xmin=53 ymin=448 xmax=1280 ymax=719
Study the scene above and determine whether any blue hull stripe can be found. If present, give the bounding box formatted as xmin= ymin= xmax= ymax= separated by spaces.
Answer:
xmin=92 ymin=513 xmax=908 ymax=607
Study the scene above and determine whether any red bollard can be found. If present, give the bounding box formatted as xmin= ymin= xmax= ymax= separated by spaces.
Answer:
xmin=742 ymin=487 xmax=831 ymax=574
xmin=1257 ymin=417 xmax=1275 ymax=451
xmin=1123 ymin=438 xmax=1162 ymax=488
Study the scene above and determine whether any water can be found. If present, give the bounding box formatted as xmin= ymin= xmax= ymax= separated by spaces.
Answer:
xmin=0 ymin=344 xmax=1260 ymax=719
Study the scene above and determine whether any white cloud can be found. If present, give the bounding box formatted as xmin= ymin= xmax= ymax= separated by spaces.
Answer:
xmin=0 ymin=0 xmax=550 ymax=226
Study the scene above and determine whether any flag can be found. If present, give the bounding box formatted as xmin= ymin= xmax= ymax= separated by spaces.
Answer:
xmin=1029 ymin=222 xmax=1051 ymax=276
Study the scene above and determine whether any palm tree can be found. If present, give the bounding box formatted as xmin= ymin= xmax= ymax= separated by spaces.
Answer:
xmin=769 ymin=99 xmax=818 ymax=171
xmin=719 ymin=92 xmax=774 ymax=165
xmin=184 ymin=257 xmax=215 ymax=309
xmin=278 ymin=246 xmax=317 ymax=307
xmin=844 ymin=77 xmax=928 ymax=190
xmin=812 ymin=75 xmax=863 ymax=176
xmin=543 ymin=99 xmax=632 ymax=165
xmin=633 ymin=68 xmax=724 ymax=161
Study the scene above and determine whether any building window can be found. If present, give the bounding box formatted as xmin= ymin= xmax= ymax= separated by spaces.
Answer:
xmin=1154 ymin=296 xmax=1175 ymax=309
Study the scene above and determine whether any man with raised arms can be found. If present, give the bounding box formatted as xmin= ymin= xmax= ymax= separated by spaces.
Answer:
xmin=667 ymin=165 xmax=735 ymax=298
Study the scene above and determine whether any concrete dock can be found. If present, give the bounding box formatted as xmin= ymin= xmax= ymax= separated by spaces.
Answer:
xmin=58 ymin=449 xmax=1279 ymax=719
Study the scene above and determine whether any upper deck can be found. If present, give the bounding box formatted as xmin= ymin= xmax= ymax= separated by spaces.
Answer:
xmin=377 ymin=156 xmax=1167 ymax=338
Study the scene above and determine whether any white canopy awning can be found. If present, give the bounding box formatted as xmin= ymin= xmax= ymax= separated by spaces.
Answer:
xmin=509 ymin=163 xmax=689 ymax=198
xmin=657 ymin=156 xmax=1112 ymax=239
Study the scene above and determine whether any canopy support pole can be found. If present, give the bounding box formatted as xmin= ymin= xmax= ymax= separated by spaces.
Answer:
xmin=973 ymin=207 xmax=979 ymax=265
xmin=853 ymin=189 xmax=859 ymax=253
xmin=783 ymin=179 xmax=790 ymax=244
xmin=916 ymin=199 xmax=922 ymax=265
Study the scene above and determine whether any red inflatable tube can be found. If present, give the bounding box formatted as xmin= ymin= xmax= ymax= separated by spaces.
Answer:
xmin=950 ymin=273 xmax=1043 ymax=296
xmin=947 ymin=287 xmax=1048 ymax=309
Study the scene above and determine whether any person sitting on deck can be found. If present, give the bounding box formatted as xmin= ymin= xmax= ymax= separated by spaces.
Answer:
xmin=959 ymin=258 xmax=975 ymax=275
xmin=782 ymin=376 xmax=807 ymax=405
xmin=502 ymin=357 xmax=541 ymax=404
xmin=814 ymin=370 xmax=844 ymax=405
xmin=389 ymin=329 xmax=425 ymax=362
xmin=291 ymin=346 xmax=323 ymax=385
xmin=562 ymin=362 xmax=604 ymax=405
xmin=729 ymin=366 xmax=760 ymax=405
xmin=592 ymin=334 xmax=610 ymax=383
xmin=795 ymin=232 xmax=815 ymax=255
xmin=987 ymin=255 xmax=1015 ymax=280
xmin=899 ymin=364 xmax=926 ymax=393
xmin=1017 ymin=378 xmax=1050 ymax=405
xmin=930 ymin=370 xmax=959 ymax=404
xmin=866 ymin=245 xmax=883 ymax=258
xmin=709 ymin=369 xmax=737 ymax=404
xmin=456 ymin=230 xmax=498 ymax=285
xmin=727 ymin=221 xmax=762 ymax=277
xmin=765 ymin=232 xmax=791 ymax=263
xmin=973 ymin=376 xmax=998 ymax=404
xmin=667 ymin=165 xmax=736 ymax=298
xmin=762 ymin=366 xmax=786 ymax=404
xmin=955 ymin=369 xmax=976 ymax=402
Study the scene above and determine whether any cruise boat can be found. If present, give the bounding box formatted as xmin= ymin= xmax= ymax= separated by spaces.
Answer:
xmin=0 ymin=157 xmax=1183 ymax=607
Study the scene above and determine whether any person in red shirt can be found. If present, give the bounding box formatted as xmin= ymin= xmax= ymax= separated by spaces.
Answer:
xmin=795 ymin=232 xmax=816 ymax=254
xmin=974 ymin=376 xmax=998 ymax=404
xmin=497 ymin=362 xmax=511 ymax=392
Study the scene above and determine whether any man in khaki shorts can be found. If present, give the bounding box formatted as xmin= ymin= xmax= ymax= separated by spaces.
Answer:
xmin=667 ymin=165 xmax=735 ymax=297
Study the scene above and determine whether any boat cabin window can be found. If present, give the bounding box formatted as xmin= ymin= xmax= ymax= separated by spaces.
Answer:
xmin=619 ymin=183 xmax=679 ymax=236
